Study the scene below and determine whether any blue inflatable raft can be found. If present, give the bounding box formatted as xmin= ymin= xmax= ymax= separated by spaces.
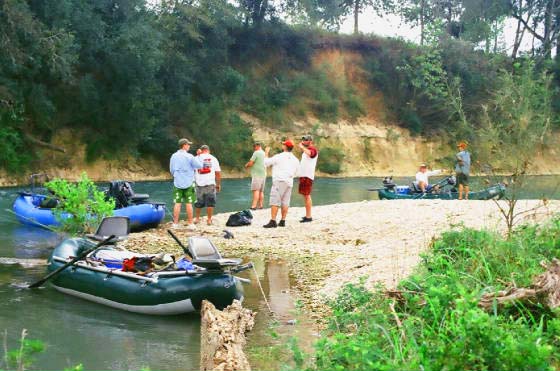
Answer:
xmin=12 ymin=181 xmax=166 ymax=231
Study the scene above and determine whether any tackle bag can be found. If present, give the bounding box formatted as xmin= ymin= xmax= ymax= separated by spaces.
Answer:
xmin=226 ymin=209 xmax=253 ymax=227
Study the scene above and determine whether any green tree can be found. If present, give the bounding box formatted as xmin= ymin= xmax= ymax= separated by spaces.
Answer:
xmin=45 ymin=173 xmax=115 ymax=234
xmin=0 ymin=0 xmax=75 ymax=171
xmin=475 ymin=63 xmax=554 ymax=233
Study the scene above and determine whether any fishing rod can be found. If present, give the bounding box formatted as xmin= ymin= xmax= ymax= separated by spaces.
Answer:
xmin=4 ymin=209 xmax=59 ymax=232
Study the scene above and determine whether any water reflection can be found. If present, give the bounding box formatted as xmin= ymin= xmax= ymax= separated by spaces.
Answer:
xmin=8 ymin=226 xmax=62 ymax=259
xmin=1 ymin=177 xmax=559 ymax=370
xmin=0 ymin=272 xmax=201 ymax=370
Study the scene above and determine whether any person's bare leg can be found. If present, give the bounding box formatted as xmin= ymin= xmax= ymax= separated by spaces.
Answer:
xmin=419 ymin=181 xmax=426 ymax=192
xmin=464 ymin=185 xmax=470 ymax=200
xmin=207 ymin=207 xmax=214 ymax=224
xmin=186 ymin=204 xmax=194 ymax=224
xmin=270 ymin=205 xmax=279 ymax=220
xmin=194 ymin=207 xmax=201 ymax=224
xmin=304 ymin=195 xmax=312 ymax=218
xmin=258 ymin=191 xmax=264 ymax=208
xmin=173 ymin=203 xmax=181 ymax=224
xmin=458 ymin=184 xmax=464 ymax=200
xmin=280 ymin=205 xmax=289 ymax=221
xmin=250 ymin=190 xmax=259 ymax=208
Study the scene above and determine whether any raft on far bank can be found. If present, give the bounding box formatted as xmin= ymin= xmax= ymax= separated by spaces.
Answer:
xmin=376 ymin=176 xmax=506 ymax=200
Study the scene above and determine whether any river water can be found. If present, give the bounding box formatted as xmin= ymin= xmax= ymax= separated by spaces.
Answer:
xmin=0 ymin=176 xmax=558 ymax=369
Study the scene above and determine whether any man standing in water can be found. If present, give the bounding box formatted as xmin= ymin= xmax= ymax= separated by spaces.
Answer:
xmin=245 ymin=142 xmax=266 ymax=210
xmin=455 ymin=141 xmax=471 ymax=200
xmin=194 ymin=145 xmax=221 ymax=225
xmin=170 ymin=138 xmax=202 ymax=229
xmin=298 ymin=135 xmax=318 ymax=222
xmin=263 ymin=139 xmax=300 ymax=228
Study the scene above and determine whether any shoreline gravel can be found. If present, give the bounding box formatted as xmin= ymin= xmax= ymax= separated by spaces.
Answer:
xmin=122 ymin=199 xmax=560 ymax=321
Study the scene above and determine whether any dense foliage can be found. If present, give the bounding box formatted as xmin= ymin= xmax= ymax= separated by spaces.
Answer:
xmin=45 ymin=173 xmax=115 ymax=233
xmin=314 ymin=220 xmax=560 ymax=369
xmin=1 ymin=0 xmax=559 ymax=174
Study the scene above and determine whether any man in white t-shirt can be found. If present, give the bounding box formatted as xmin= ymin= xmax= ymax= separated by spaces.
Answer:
xmin=298 ymin=134 xmax=318 ymax=223
xmin=415 ymin=163 xmax=442 ymax=193
xmin=194 ymin=145 xmax=221 ymax=225
xmin=262 ymin=139 xmax=300 ymax=228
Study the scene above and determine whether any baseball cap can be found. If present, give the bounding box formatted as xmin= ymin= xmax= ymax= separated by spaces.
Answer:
xmin=200 ymin=144 xmax=209 ymax=150
xmin=419 ymin=163 xmax=427 ymax=168
xmin=282 ymin=139 xmax=294 ymax=148
xmin=253 ymin=141 xmax=261 ymax=147
xmin=301 ymin=134 xmax=313 ymax=142
xmin=178 ymin=138 xmax=192 ymax=147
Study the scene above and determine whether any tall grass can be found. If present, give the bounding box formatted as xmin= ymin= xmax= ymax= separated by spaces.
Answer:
xmin=313 ymin=218 xmax=560 ymax=370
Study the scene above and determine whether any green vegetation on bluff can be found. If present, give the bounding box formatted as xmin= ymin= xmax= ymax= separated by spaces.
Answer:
xmin=1 ymin=0 xmax=559 ymax=174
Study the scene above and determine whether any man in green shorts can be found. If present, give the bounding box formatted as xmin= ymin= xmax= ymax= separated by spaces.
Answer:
xmin=170 ymin=138 xmax=202 ymax=229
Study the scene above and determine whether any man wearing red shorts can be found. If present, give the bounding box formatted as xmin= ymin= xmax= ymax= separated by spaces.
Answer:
xmin=298 ymin=135 xmax=318 ymax=222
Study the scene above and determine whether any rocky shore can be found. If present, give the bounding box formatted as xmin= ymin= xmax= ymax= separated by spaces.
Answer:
xmin=122 ymin=199 xmax=560 ymax=320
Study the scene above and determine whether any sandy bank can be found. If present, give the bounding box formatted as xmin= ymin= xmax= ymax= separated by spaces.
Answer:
xmin=122 ymin=199 xmax=560 ymax=320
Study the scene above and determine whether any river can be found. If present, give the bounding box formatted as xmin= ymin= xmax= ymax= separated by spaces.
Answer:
xmin=0 ymin=176 xmax=558 ymax=369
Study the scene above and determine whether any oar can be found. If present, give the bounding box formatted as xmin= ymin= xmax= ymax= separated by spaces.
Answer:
xmin=27 ymin=234 xmax=115 ymax=289
xmin=167 ymin=230 xmax=194 ymax=259
xmin=367 ymin=187 xmax=385 ymax=191
xmin=5 ymin=209 xmax=59 ymax=232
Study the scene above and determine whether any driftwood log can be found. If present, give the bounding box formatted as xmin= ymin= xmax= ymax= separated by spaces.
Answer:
xmin=479 ymin=258 xmax=560 ymax=310
xmin=200 ymin=299 xmax=256 ymax=371
xmin=24 ymin=134 xmax=66 ymax=153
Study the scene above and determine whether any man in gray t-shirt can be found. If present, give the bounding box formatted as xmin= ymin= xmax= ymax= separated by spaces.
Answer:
xmin=455 ymin=141 xmax=471 ymax=200
xmin=245 ymin=142 xmax=266 ymax=210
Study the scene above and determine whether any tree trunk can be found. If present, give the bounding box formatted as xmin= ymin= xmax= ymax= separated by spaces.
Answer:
xmin=512 ymin=0 xmax=523 ymax=59
xmin=24 ymin=134 xmax=66 ymax=153
xmin=200 ymin=300 xmax=256 ymax=371
xmin=420 ymin=0 xmax=425 ymax=45
xmin=493 ymin=18 xmax=498 ymax=54
xmin=353 ymin=0 xmax=360 ymax=34
xmin=543 ymin=0 xmax=554 ymax=59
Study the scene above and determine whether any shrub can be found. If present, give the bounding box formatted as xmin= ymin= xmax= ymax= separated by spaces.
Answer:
xmin=0 ymin=107 xmax=32 ymax=173
xmin=343 ymin=91 xmax=365 ymax=121
xmin=45 ymin=173 xmax=115 ymax=234
xmin=317 ymin=147 xmax=345 ymax=174
xmin=313 ymin=220 xmax=560 ymax=370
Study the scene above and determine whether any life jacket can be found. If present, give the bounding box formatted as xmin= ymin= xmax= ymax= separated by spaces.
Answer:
xmin=122 ymin=256 xmax=154 ymax=273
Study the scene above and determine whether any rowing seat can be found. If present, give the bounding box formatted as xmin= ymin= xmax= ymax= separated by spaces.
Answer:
xmin=86 ymin=216 xmax=130 ymax=243
xmin=187 ymin=237 xmax=241 ymax=270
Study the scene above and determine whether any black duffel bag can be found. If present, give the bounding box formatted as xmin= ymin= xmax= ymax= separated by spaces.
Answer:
xmin=226 ymin=210 xmax=253 ymax=227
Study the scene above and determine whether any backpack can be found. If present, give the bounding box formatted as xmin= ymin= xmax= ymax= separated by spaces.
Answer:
xmin=226 ymin=210 xmax=253 ymax=227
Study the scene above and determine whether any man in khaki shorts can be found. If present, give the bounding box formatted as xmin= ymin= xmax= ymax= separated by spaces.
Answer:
xmin=245 ymin=142 xmax=266 ymax=210
xmin=262 ymin=139 xmax=300 ymax=228
xmin=194 ymin=145 xmax=221 ymax=225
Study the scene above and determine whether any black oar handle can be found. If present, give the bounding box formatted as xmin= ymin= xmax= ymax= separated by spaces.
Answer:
xmin=28 ymin=235 xmax=115 ymax=289
xmin=167 ymin=230 xmax=194 ymax=259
